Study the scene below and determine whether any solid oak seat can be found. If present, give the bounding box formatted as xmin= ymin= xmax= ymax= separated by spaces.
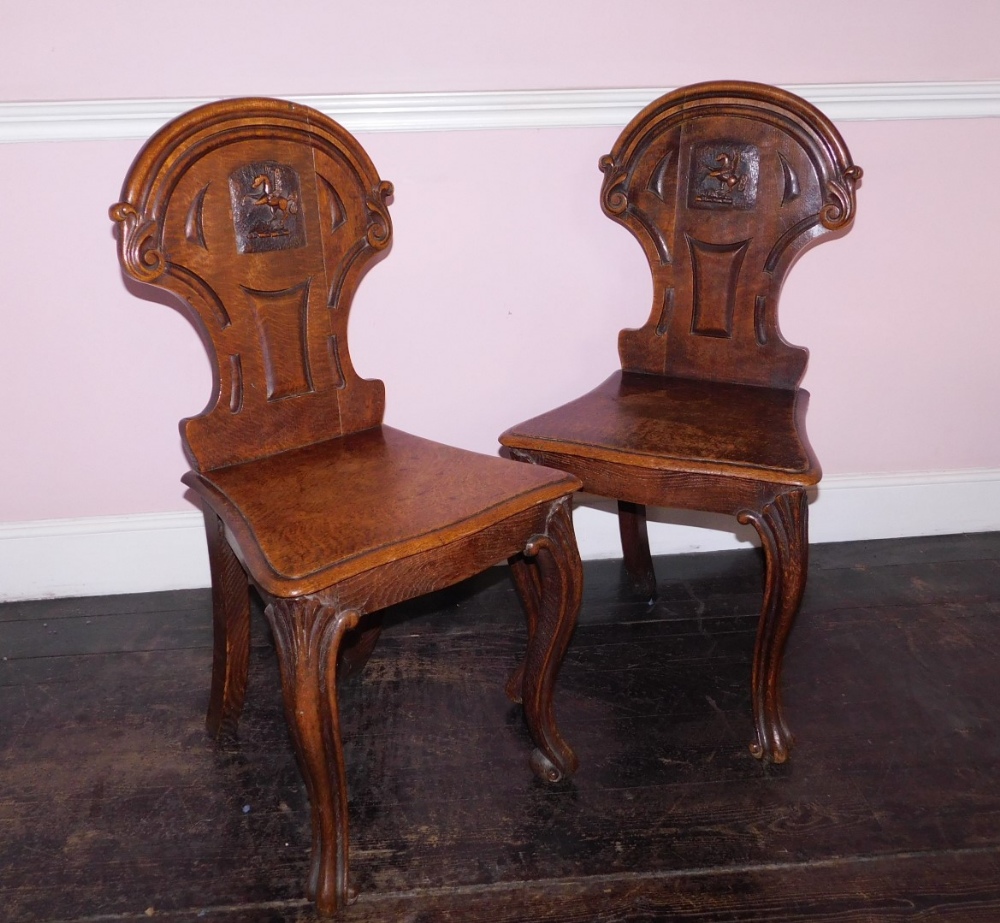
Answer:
xmin=185 ymin=425 xmax=580 ymax=594
xmin=502 ymin=371 xmax=819 ymax=483
xmin=111 ymin=97 xmax=584 ymax=917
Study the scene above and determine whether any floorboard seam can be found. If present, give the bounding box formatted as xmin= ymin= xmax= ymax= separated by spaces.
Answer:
xmin=350 ymin=844 xmax=1000 ymax=904
xmin=43 ymin=845 xmax=1000 ymax=921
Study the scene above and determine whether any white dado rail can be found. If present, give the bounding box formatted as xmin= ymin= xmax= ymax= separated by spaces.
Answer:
xmin=2 ymin=81 xmax=1000 ymax=144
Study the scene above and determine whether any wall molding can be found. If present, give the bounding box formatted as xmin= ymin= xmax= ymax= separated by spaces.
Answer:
xmin=2 ymin=468 xmax=998 ymax=602
xmin=2 ymin=81 xmax=999 ymax=145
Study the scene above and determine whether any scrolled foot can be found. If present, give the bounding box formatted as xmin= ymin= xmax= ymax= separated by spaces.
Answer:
xmin=530 ymin=747 xmax=566 ymax=783
xmin=749 ymin=721 xmax=793 ymax=764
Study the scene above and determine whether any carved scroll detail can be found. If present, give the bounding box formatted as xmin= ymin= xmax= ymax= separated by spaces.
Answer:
xmin=365 ymin=180 xmax=393 ymax=250
xmin=821 ymin=165 xmax=863 ymax=230
xmin=600 ymin=152 xmax=673 ymax=263
xmin=322 ymin=181 xmax=391 ymax=308
xmin=599 ymin=154 xmax=629 ymax=215
xmin=109 ymin=202 xmax=164 ymax=282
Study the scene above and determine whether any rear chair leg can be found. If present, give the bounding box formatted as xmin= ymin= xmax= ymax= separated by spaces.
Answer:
xmin=618 ymin=500 xmax=657 ymax=600
xmin=204 ymin=512 xmax=251 ymax=739
xmin=337 ymin=612 xmax=384 ymax=681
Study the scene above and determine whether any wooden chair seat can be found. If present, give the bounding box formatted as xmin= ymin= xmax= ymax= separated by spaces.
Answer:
xmin=502 ymin=371 xmax=818 ymax=484
xmin=185 ymin=425 xmax=579 ymax=595
xmin=111 ymin=97 xmax=584 ymax=917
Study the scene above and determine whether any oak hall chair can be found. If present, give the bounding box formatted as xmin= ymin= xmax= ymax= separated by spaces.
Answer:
xmin=500 ymin=81 xmax=862 ymax=764
xmin=110 ymin=98 xmax=583 ymax=916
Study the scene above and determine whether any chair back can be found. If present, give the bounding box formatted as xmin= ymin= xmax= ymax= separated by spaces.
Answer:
xmin=112 ymin=98 xmax=392 ymax=470
xmin=600 ymin=82 xmax=861 ymax=388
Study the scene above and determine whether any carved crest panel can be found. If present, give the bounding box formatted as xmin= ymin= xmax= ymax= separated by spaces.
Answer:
xmin=688 ymin=142 xmax=760 ymax=211
xmin=229 ymin=162 xmax=306 ymax=253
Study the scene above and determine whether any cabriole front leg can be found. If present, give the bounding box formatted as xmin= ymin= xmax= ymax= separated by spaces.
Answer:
xmin=204 ymin=512 xmax=251 ymax=739
xmin=514 ymin=498 xmax=582 ymax=782
xmin=264 ymin=597 xmax=360 ymax=917
xmin=738 ymin=489 xmax=808 ymax=764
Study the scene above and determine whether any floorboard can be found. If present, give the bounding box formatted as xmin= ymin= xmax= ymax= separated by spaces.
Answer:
xmin=1 ymin=533 xmax=998 ymax=922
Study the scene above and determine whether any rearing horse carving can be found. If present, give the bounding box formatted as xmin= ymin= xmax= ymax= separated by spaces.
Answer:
xmin=246 ymin=174 xmax=299 ymax=219
xmin=708 ymin=151 xmax=745 ymax=190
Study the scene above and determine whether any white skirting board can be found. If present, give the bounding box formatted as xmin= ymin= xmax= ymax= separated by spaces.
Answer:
xmin=1 ymin=469 xmax=998 ymax=602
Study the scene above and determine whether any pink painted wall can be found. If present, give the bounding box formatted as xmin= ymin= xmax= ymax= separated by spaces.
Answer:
xmin=4 ymin=0 xmax=998 ymax=98
xmin=2 ymin=1 xmax=999 ymax=523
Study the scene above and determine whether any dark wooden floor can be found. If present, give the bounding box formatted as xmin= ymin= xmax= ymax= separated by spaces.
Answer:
xmin=2 ymin=532 xmax=999 ymax=922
